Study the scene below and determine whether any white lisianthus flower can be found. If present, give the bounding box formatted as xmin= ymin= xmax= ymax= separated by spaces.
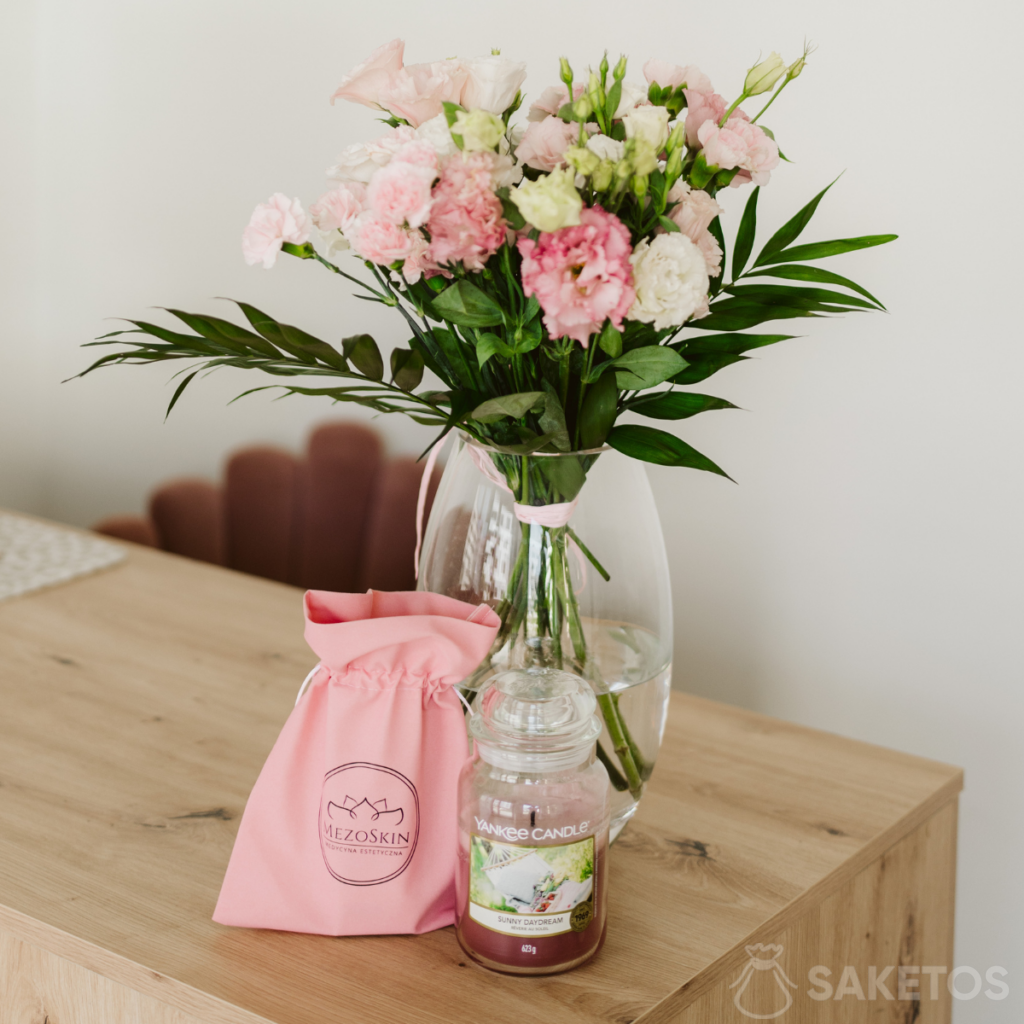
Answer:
xmin=628 ymin=233 xmax=711 ymax=329
xmin=586 ymin=133 xmax=625 ymax=162
xmin=613 ymin=80 xmax=648 ymax=118
xmin=460 ymin=55 xmax=528 ymax=114
xmin=744 ymin=52 xmax=787 ymax=96
xmin=623 ymin=105 xmax=671 ymax=151
xmin=414 ymin=113 xmax=460 ymax=160
xmin=453 ymin=108 xmax=506 ymax=152
xmin=509 ymin=167 xmax=583 ymax=232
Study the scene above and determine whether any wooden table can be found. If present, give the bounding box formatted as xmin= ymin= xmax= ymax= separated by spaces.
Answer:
xmin=0 ymin=519 xmax=962 ymax=1023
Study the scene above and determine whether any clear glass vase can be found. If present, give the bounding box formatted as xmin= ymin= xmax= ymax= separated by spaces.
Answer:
xmin=417 ymin=433 xmax=673 ymax=839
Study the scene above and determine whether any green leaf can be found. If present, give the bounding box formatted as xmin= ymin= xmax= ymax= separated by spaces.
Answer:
xmin=744 ymin=264 xmax=886 ymax=309
xmin=689 ymin=307 xmax=822 ymax=332
xmin=431 ymin=280 xmax=504 ymax=328
xmin=607 ymin=424 xmax=732 ymax=478
xmin=471 ymin=391 xmax=545 ymax=424
xmin=475 ymin=332 xmax=512 ymax=368
xmin=539 ymin=455 xmax=586 ymax=500
xmin=753 ymin=176 xmax=839 ymax=267
xmin=671 ymin=355 xmax=747 ymax=384
xmin=725 ymin=283 xmax=881 ymax=311
xmin=610 ymin=346 xmax=687 ymax=390
xmin=538 ymin=382 xmax=571 ymax=452
xmin=755 ymin=234 xmax=899 ymax=267
xmin=682 ymin=332 xmax=796 ymax=356
xmin=341 ymin=334 xmax=384 ymax=381
xmin=597 ymin=321 xmax=623 ymax=358
xmin=500 ymin=196 xmax=526 ymax=231
xmin=233 ymin=302 xmax=349 ymax=369
xmin=732 ymin=186 xmax=759 ymax=279
xmin=389 ymin=348 xmax=424 ymax=391
xmin=657 ymin=215 xmax=681 ymax=233
xmin=627 ymin=392 xmax=737 ymax=420
xmin=579 ymin=371 xmax=618 ymax=449
xmin=165 ymin=370 xmax=200 ymax=418
xmin=164 ymin=310 xmax=279 ymax=359
xmin=430 ymin=327 xmax=477 ymax=388
xmin=708 ymin=214 xmax=727 ymax=297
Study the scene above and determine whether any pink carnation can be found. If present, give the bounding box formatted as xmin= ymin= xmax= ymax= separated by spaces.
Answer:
xmin=698 ymin=116 xmax=780 ymax=186
xmin=367 ymin=159 xmax=435 ymax=228
xmin=426 ymin=152 xmax=506 ymax=271
xmin=683 ymin=88 xmax=728 ymax=149
xmin=392 ymin=140 xmax=439 ymax=171
xmin=241 ymin=193 xmax=309 ymax=269
xmin=516 ymin=116 xmax=578 ymax=171
xmin=517 ymin=206 xmax=635 ymax=348
xmin=309 ymin=182 xmax=365 ymax=233
xmin=352 ymin=213 xmax=419 ymax=264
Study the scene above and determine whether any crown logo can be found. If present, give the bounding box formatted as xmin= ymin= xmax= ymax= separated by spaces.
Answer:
xmin=327 ymin=796 xmax=404 ymax=826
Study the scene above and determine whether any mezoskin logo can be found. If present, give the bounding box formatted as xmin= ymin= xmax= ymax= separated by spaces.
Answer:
xmin=319 ymin=763 xmax=420 ymax=886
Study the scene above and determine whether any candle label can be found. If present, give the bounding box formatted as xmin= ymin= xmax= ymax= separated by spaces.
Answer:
xmin=467 ymin=833 xmax=596 ymax=937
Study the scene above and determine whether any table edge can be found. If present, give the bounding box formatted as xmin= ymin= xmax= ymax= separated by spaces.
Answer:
xmin=635 ymin=773 xmax=964 ymax=1023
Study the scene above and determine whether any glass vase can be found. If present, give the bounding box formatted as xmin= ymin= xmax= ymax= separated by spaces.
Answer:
xmin=417 ymin=433 xmax=673 ymax=839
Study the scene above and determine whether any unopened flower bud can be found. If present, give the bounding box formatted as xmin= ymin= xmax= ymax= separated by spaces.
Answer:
xmin=559 ymin=57 xmax=574 ymax=87
xmin=572 ymin=95 xmax=593 ymax=120
xmin=592 ymin=159 xmax=615 ymax=191
xmin=564 ymin=145 xmax=600 ymax=177
xmin=599 ymin=52 xmax=609 ymax=81
xmin=787 ymin=56 xmax=806 ymax=80
xmin=664 ymin=147 xmax=683 ymax=183
xmin=665 ymin=121 xmax=686 ymax=154
xmin=744 ymin=52 xmax=787 ymax=96
xmin=631 ymin=174 xmax=649 ymax=199
xmin=627 ymin=137 xmax=659 ymax=176
xmin=613 ymin=55 xmax=627 ymax=81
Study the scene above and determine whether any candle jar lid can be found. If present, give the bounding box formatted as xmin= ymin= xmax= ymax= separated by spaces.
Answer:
xmin=470 ymin=667 xmax=602 ymax=770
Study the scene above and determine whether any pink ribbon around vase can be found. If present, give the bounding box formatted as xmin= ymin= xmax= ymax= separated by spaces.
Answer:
xmin=413 ymin=435 xmax=584 ymax=588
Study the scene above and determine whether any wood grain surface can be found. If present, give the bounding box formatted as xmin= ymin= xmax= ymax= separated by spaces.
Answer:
xmin=0 ymin=513 xmax=963 ymax=1024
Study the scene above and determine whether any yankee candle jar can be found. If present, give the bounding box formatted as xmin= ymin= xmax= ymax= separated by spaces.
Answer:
xmin=456 ymin=668 xmax=611 ymax=975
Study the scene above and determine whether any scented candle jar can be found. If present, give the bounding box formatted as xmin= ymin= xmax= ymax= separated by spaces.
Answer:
xmin=455 ymin=668 xmax=610 ymax=975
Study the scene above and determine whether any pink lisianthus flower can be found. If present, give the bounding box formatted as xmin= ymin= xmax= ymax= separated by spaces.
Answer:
xmin=517 ymin=206 xmax=635 ymax=347
xmin=309 ymin=182 xmax=366 ymax=234
xmin=527 ymin=83 xmax=585 ymax=122
xmin=663 ymin=181 xmax=723 ymax=277
xmin=426 ymin=151 xmax=507 ymax=271
xmin=242 ymin=194 xmax=309 ymax=269
xmin=379 ymin=59 xmax=468 ymax=127
xmin=331 ymin=38 xmax=405 ymax=111
xmin=352 ymin=213 xmax=419 ymax=264
xmin=367 ymin=158 xmax=436 ymax=229
xmin=516 ymin=116 xmax=578 ymax=171
xmin=698 ymin=115 xmax=780 ymax=186
xmin=642 ymin=60 xmax=712 ymax=93
xmin=683 ymin=88 xmax=728 ymax=149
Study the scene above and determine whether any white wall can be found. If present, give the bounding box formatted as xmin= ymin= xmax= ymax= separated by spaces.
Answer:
xmin=2 ymin=0 xmax=1021 ymax=1015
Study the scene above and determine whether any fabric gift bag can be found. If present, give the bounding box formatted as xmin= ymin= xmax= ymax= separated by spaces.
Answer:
xmin=214 ymin=590 xmax=500 ymax=936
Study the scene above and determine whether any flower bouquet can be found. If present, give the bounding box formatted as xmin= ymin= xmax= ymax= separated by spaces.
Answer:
xmin=80 ymin=39 xmax=895 ymax=819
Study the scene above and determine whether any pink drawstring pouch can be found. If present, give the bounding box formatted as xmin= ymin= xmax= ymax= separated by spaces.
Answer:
xmin=213 ymin=590 xmax=499 ymax=936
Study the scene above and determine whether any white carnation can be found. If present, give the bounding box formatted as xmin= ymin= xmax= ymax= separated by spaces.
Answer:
xmin=327 ymin=128 xmax=415 ymax=184
xmin=628 ymin=234 xmax=711 ymax=330
xmin=414 ymin=113 xmax=460 ymax=160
